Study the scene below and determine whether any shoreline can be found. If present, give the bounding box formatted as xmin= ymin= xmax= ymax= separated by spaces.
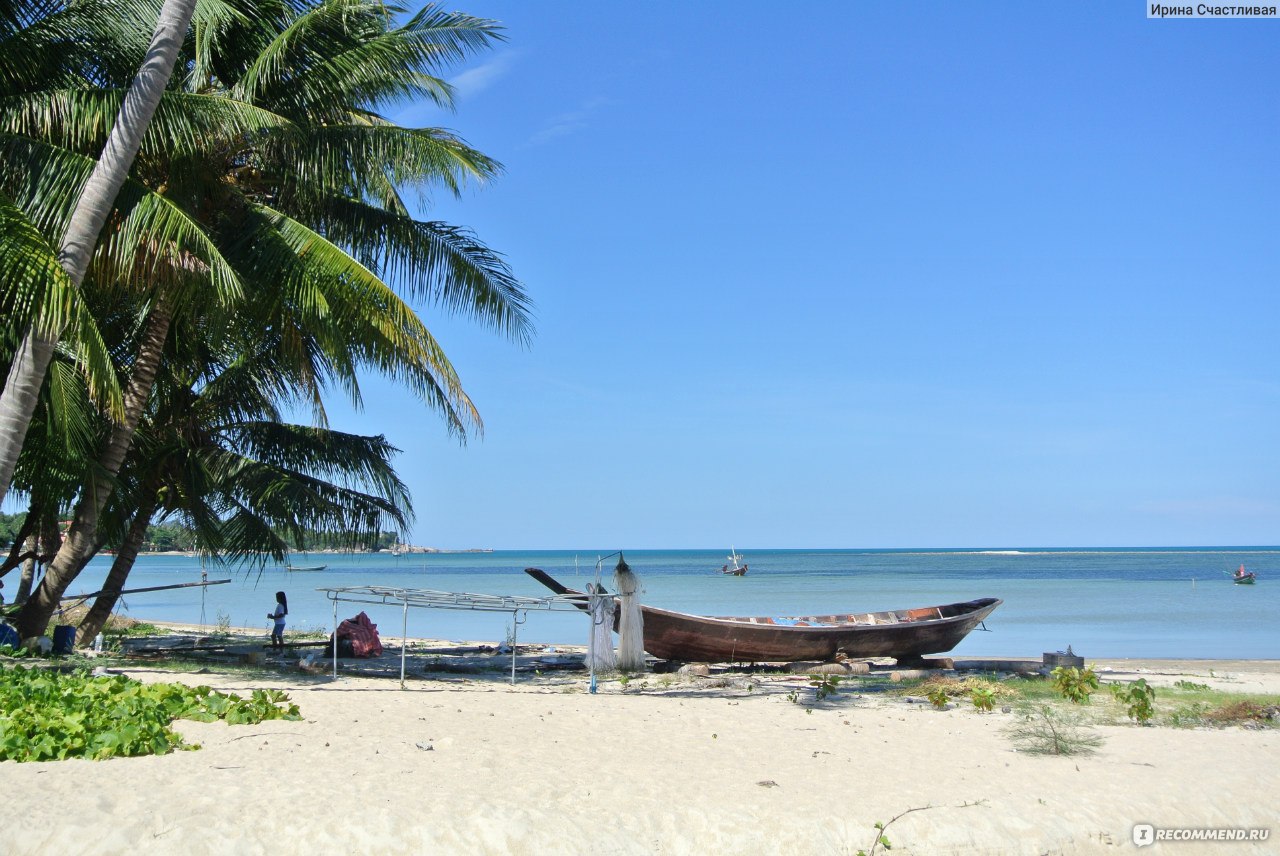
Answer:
xmin=143 ymin=618 xmax=1280 ymax=665
xmin=3 ymin=651 xmax=1277 ymax=854
xmin=132 ymin=620 xmax=1280 ymax=696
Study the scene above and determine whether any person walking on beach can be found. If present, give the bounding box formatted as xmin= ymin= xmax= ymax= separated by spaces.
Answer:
xmin=268 ymin=591 xmax=288 ymax=653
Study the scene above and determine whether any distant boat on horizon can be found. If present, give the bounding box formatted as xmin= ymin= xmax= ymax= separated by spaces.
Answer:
xmin=1231 ymin=564 xmax=1257 ymax=585
xmin=286 ymin=564 xmax=327 ymax=573
xmin=719 ymin=547 xmax=748 ymax=576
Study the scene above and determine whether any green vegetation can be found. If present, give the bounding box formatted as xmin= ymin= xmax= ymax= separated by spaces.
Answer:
xmin=1158 ymin=682 xmax=1280 ymax=729
xmin=913 ymin=674 xmax=1014 ymax=708
xmin=0 ymin=664 xmax=300 ymax=762
xmin=136 ymin=523 xmax=401 ymax=553
xmin=970 ymin=687 xmax=996 ymax=712
xmin=141 ymin=522 xmax=197 ymax=553
xmin=107 ymin=622 xmax=162 ymax=639
xmin=809 ymin=673 xmax=842 ymax=701
xmin=894 ymin=672 xmax=1278 ymax=732
xmin=856 ymin=818 xmax=898 ymax=856
xmin=0 ymin=512 xmax=25 ymax=548
xmin=1051 ymin=665 xmax=1100 ymax=704
xmin=1109 ymin=678 xmax=1156 ymax=724
xmin=1201 ymin=700 xmax=1280 ymax=726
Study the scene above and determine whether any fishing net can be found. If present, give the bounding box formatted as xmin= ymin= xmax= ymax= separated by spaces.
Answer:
xmin=614 ymin=564 xmax=645 ymax=672
xmin=585 ymin=583 xmax=616 ymax=672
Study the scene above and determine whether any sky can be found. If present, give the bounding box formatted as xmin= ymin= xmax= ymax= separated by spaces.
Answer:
xmin=322 ymin=1 xmax=1278 ymax=550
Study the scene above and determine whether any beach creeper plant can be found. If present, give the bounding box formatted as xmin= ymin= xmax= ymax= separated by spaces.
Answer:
xmin=1051 ymin=665 xmax=1100 ymax=704
xmin=0 ymin=663 xmax=300 ymax=761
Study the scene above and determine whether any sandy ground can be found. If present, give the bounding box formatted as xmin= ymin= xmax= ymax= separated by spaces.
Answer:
xmin=2 ymin=653 xmax=1277 ymax=856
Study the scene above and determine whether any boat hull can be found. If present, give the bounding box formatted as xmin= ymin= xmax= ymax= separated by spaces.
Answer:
xmin=526 ymin=568 xmax=1001 ymax=663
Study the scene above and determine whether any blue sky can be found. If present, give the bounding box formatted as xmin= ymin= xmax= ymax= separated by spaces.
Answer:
xmin=323 ymin=1 xmax=1278 ymax=549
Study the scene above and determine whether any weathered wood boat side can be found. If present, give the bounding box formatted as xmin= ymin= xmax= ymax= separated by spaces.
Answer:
xmin=525 ymin=568 xmax=1001 ymax=663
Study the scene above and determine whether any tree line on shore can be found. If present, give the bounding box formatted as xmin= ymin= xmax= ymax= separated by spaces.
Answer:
xmin=1 ymin=513 xmax=400 ymax=553
xmin=0 ymin=0 xmax=529 ymax=642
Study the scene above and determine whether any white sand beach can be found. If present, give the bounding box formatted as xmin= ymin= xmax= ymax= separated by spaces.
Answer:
xmin=3 ymin=654 xmax=1277 ymax=855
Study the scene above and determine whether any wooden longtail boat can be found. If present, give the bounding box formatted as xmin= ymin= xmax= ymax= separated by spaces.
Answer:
xmin=526 ymin=568 xmax=1001 ymax=663
xmin=286 ymin=564 xmax=328 ymax=572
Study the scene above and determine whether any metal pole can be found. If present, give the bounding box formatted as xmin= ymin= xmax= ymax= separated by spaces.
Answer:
xmin=331 ymin=597 xmax=338 ymax=678
xmin=587 ymin=585 xmax=597 ymax=694
xmin=401 ymin=596 xmax=408 ymax=689
xmin=511 ymin=611 xmax=517 ymax=685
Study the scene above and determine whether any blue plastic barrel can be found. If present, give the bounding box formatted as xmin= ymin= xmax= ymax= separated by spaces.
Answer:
xmin=0 ymin=623 xmax=19 ymax=649
xmin=53 ymin=625 xmax=76 ymax=654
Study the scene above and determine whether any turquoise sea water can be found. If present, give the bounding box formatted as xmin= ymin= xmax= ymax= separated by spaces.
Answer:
xmin=55 ymin=548 xmax=1279 ymax=659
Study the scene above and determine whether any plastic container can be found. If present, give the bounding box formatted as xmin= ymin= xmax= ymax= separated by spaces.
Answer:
xmin=52 ymin=625 xmax=76 ymax=654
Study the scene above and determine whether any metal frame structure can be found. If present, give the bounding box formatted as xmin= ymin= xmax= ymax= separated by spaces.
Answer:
xmin=319 ymin=585 xmax=593 ymax=687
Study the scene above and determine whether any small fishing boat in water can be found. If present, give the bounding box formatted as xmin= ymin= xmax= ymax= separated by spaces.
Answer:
xmin=720 ymin=547 xmax=748 ymax=576
xmin=1231 ymin=565 xmax=1257 ymax=585
xmin=286 ymin=564 xmax=328 ymax=573
xmin=526 ymin=568 xmax=1000 ymax=663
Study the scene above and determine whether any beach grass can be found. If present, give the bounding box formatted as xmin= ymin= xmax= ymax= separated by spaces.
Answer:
xmin=889 ymin=672 xmax=1280 ymax=730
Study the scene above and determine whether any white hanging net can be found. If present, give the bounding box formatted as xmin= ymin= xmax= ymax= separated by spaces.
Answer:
xmin=584 ymin=583 xmax=616 ymax=672
xmin=614 ymin=564 xmax=645 ymax=672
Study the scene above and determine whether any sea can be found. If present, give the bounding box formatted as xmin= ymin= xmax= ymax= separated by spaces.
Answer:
xmin=52 ymin=548 xmax=1279 ymax=659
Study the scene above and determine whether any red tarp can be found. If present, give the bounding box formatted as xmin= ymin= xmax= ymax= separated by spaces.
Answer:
xmin=335 ymin=611 xmax=382 ymax=658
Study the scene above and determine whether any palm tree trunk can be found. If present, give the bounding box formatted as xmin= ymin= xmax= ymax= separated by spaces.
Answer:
xmin=0 ymin=0 xmax=198 ymax=506
xmin=13 ymin=298 xmax=173 ymax=639
xmin=15 ymin=536 xmax=37 ymax=605
xmin=76 ymin=492 xmax=160 ymax=645
xmin=0 ymin=333 xmax=58 ymax=506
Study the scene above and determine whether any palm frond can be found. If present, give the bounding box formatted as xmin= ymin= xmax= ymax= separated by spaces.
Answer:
xmin=0 ymin=188 xmax=72 ymax=335
xmin=236 ymin=202 xmax=480 ymax=436
xmin=274 ymin=123 xmax=499 ymax=201
xmin=316 ymin=196 xmax=532 ymax=345
xmin=186 ymin=0 xmax=251 ymax=92
xmin=232 ymin=0 xmax=383 ymax=105
xmin=0 ymin=88 xmax=297 ymax=157
xmin=221 ymin=421 xmax=410 ymax=507
xmin=0 ymin=134 xmax=243 ymax=306
xmin=244 ymin=2 xmax=503 ymax=119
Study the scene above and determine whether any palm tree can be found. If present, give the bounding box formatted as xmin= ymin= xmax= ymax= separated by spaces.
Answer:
xmin=77 ymin=356 xmax=413 ymax=641
xmin=5 ymin=1 xmax=533 ymax=639
xmin=0 ymin=0 xmax=200 ymax=504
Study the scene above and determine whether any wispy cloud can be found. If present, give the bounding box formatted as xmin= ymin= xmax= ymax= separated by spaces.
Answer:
xmin=525 ymin=96 xmax=615 ymax=148
xmin=450 ymin=52 xmax=520 ymax=103
xmin=390 ymin=51 xmax=520 ymax=127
